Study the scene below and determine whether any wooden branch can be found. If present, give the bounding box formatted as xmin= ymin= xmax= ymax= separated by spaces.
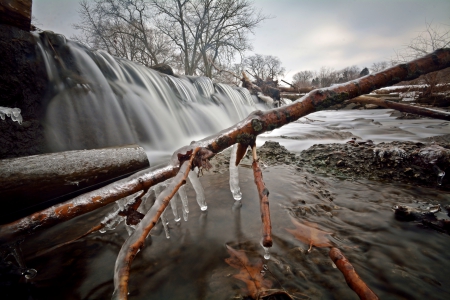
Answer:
xmin=113 ymin=148 xmax=201 ymax=300
xmin=252 ymin=147 xmax=272 ymax=248
xmin=281 ymin=79 xmax=295 ymax=88
xmin=1 ymin=48 xmax=449 ymax=244
xmin=0 ymin=164 xmax=178 ymax=244
xmin=329 ymin=248 xmax=378 ymax=300
xmin=349 ymin=95 xmax=450 ymax=121
xmin=0 ymin=145 xmax=149 ymax=224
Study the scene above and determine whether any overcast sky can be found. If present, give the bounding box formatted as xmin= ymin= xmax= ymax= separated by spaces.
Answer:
xmin=32 ymin=0 xmax=450 ymax=82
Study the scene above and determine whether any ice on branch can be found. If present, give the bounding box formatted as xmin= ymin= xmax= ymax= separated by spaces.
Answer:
xmin=0 ymin=106 xmax=23 ymax=124
xmin=188 ymin=169 xmax=207 ymax=211
xmin=229 ymin=144 xmax=242 ymax=200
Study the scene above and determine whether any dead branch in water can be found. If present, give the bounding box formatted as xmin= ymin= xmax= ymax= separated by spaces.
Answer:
xmin=1 ymin=48 xmax=450 ymax=246
xmin=113 ymin=147 xmax=201 ymax=299
xmin=349 ymin=95 xmax=450 ymax=121
xmin=329 ymin=247 xmax=379 ymax=300
xmin=252 ymin=147 xmax=273 ymax=248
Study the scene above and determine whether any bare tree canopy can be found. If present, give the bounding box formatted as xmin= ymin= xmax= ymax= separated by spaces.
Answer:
xmin=73 ymin=0 xmax=267 ymax=77
xmin=243 ymin=53 xmax=284 ymax=80
xmin=292 ymin=70 xmax=313 ymax=88
xmin=73 ymin=0 xmax=176 ymax=67
xmin=154 ymin=0 xmax=267 ymax=77
xmin=370 ymin=61 xmax=389 ymax=73
xmin=393 ymin=22 xmax=450 ymax=96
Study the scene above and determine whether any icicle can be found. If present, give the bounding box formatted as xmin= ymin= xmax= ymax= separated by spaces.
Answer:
xmin=160 ymin=209 xmax=170 ymax=239
xmin=0 ymin=106 xmax=22 ymax=124
xmin=125 ymin=224 xmax=135 ymax=236
xmin=170 ymin=193 xmax=181 ymax=222
xmin=100 ymin=213 xmax=123 ymax=233
xmin=9 ymin=242 xmax=37 ymax=279
xmin=188 ymin=169 xmax=207 ymax=211
xmin=261 ymin=241 xmax=271 ymax=259
xmin=434 ymin=165 xmax=446 ymax=185
xmin=229 ymin=144 xmax=242 ymax=200
xmin=178 ymin=185 xmax=189 ymax=221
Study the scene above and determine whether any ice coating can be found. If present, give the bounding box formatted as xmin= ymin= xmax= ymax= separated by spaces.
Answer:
xmin=113 ymin=160 xmax=192 ymax=299
xmin=229 ymin=144 xmax=242 ymax=200
xmin=160 ymin=209 xmax=170 ymax=239
xmin=188 ymin=169 xmax=207 ymax=211
xmin=0 ymin=106 xmax=23 ymax=124
xmin=170 ymin=192 xmax=181 ymax=222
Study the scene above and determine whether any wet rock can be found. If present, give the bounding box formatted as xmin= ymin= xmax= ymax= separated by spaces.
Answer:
xmin=0 ymin=25 xmax=48 ymax=159
xmin=298 ymin=140 xmax=450 ymax=189
xmin=393 ymin=202 xmax=450 ymax=234
xmin=150 ymin=63 xmax=174 ymax=76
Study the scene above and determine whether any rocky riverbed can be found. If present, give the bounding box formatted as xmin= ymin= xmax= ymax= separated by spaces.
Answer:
xmin=209 ymin=137 xmax=450 ymax=190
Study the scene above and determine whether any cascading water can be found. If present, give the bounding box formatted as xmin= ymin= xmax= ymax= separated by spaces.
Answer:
xmin=34 ymin=31 xmax=259 ymax=164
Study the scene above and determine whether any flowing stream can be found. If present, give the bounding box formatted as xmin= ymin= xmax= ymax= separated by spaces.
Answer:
xmin=7 ymin=32 xmax=450 ymax=299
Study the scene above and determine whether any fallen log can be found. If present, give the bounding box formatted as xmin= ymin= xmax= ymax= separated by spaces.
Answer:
xmin=349 ymin=95 xmax=450 ymax=121
xmin=279 ymin=86 xmax=314 ymax=93
xmin=1 ymin=48 xmax=450 ymax=245
xmin=329 ymin=247 xmax=379 ymax=300
xmin=0 ymin=145 xmax=150 ymax=224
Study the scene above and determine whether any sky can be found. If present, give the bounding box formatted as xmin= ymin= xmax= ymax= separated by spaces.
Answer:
xmin=32 ymin=0 xmax=450 ymax=83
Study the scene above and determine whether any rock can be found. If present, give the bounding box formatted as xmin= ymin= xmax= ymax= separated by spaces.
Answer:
xmin=150 ymin=63 xmax=174 ymax=76
xmin=0 ymin=24 xmax=48 ymax=159
xmin=365 ymin=104 xmax=379 ymax=109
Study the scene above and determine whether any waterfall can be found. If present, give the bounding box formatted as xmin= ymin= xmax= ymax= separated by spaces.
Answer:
xmin=35 ymin=32 xmax=260 ymax=164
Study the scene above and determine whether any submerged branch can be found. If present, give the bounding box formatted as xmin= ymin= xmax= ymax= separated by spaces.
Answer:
xmin=252 ymin=147 xmax=273 ymax=248
xmin=350 ymin=95 xmax=450 ymax=121
xmin=329 ymin=247 xmax=379 ymax=300
xmin=1 ymin=48 xmax=450 ymax=244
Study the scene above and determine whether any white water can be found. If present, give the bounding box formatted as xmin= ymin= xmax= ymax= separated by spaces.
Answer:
xmin=35 ymin=32 xmax=259 ymax=165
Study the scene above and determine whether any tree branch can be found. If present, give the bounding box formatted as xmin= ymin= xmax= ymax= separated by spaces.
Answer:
xmin=1 ymin=48 xmax=449 ymax=244
xmin=349 ymin=95 xmax=450 ymax=121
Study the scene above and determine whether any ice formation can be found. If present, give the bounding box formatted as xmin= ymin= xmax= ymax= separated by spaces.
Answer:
xmin=229 ymin=144 xmax=242 ymax=200
xmin=188 ymin=169 xmax=207 ymax=211
xmin=0 ymin=106 xmax=23 ymax=124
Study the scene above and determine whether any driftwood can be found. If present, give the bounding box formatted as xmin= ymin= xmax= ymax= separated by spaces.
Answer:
xmin=1 ymin=48 xmax=450 ymax=247
xmin=329 ymin=247 xmax=379 ymax=300
xmin=0 ymin=0 xmax=32 ymax=31
xmin=0 ymin=145 xmax=150 ymax=224
xmin=251 ymin=146 xmax=273 ymax=248
xmin=349 ymin=95 xmax=450 ymax=121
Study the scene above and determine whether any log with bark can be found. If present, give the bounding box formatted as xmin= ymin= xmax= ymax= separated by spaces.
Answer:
xmin=349 ymin=95 xmax=450 ymax=121
xmin=0 ymin=145 xmax=150 ymax=224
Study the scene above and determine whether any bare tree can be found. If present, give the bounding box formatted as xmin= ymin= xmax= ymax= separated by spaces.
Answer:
xmin=73 ymin=0 xmax=176 ymax=68
xmin=315 ymin=66 xmax=338 ymax=88
xmin=393 ymin=21 xmax=450 ymax=96
xmin=338 ymin=65 xmax=360 ymax=82
xmin=243 ymin=54 xmax=284 ymax=81
xmin=152 ymin=0 xmax=267 ymax=78
xmin=370 ymin=61 xmax=389 ymax=73
xmin=292 ymin=70 xmax=313 ymax=88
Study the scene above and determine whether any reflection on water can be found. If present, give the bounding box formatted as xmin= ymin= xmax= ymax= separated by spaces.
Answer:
xmin=21 ymin=165 xmax=450 ymax=299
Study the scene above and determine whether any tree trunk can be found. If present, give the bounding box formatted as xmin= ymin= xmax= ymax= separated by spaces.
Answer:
xmin=0 ymin=145 xmax=149 ymax=224
xmin=349 ymin=95 xmax=450 ymax=121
